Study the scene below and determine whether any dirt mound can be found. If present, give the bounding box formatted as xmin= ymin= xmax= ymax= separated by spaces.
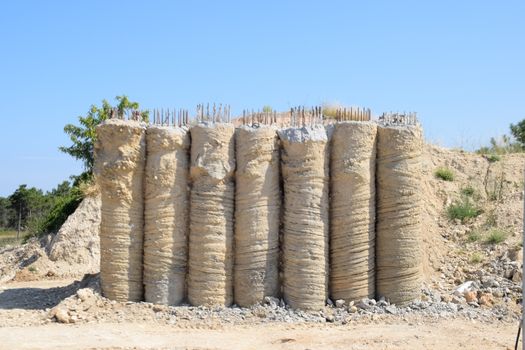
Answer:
xmin=420 ymin=144 xmax=525 ymax=279
xmin=0 ymin=196 xmax=101 ymax=283
xmin=47 ymin=195 xmax=100 ymax=267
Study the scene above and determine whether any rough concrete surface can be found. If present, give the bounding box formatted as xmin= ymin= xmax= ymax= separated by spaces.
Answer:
xmin=376 ymin=125 xmax=423 ymax=305
xmin=143 ymin=125 xmax=190 ymax=305
xmin=47 ymin=195 xmax=100 ymax=268
xmin=279 ymin=126 xmax=330 ymax=310
xmin=330 ymin=122 xmax=377 ymax=302
xmin=234 ymin=125 xmax=281 ymax=306
xmin=188 ymin=123 xmax=236 ymax=306
xmin=94 ymin=119 xmax=146 ymax=302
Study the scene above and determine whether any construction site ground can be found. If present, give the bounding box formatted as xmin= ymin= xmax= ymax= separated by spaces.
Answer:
xmin=0 ymin=279 xmax=519 ymax=350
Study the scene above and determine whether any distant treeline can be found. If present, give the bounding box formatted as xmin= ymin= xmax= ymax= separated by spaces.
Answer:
xmin=476 ymin=119 xmax=525 ymax=155
xmin=0 ymin=181 xmax=82 ymax=239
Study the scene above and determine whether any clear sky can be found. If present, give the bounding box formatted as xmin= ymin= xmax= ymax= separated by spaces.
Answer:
xmin=0 ymin=1 xmax=524 ymax=196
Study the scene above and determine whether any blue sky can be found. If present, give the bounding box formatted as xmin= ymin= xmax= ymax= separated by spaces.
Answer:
xmin=0 ymin=1 xmax=524 ymax=196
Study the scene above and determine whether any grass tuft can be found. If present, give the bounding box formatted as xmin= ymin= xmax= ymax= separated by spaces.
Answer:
xmin=435 ymin=167 xmax=454 ymax=181
xmin=461 ymin=185 xmax=475 ymax=197
xmin=467 ymin=230 xmax=482 ymax=242
xmin=469 ymin=252 xmax=483 ymax=264
xmin=484 ymin=229 xmax=507 ymax=244
xmin=447 ymin=199 xmax=481 ymax=223
xmin=486 ymin=154 xmax=501 ymax=163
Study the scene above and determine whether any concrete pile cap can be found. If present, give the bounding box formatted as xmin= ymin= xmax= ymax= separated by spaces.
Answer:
xmin=189 ymin=123 xmax=236 ymax=182
xmin=196 ymin=121 xmax=233 ymax=128
xmin=278 ymin=125 xmax=328 ymax=143
xmin=237 ymin=122 xmax=280 ymax=130
xmin=98 ymin=118 xmax=148 ymax=129
xmin=147 ymin=123 xmax=190 ymax=136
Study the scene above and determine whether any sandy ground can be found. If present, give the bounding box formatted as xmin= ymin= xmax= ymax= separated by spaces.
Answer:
xmin=0 ymin=316 xmax=520 ymax=350
xmin=0 ymin=279 xmax=521 ymax=350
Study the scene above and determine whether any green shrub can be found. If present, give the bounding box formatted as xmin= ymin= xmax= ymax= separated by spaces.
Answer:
xmin=24 ymin=193 xmax=83 ymax=242
xmin=486 ymin=154 xmax=501 ymax=163
xmin=435 ymin=167 xmax=454 ymax=181
xmin=447 ymin=199 xmax=481 ymax=223
xmin=461 ymin=185 xmax=475 ymax=197
xmin=469 ymin=252 xmax=483 ymax=264
xmin=467 ymin=230 xmax=482 ymax=242
xmin=321 ymin=102 xmax=342 ymax=119
xmin=484 ymin=229 xmax=507 ymax=244
xmin=476 ymin=135 xmax=523 ymax=155
xmin=262 ymin=105 xmax=273 ymax=113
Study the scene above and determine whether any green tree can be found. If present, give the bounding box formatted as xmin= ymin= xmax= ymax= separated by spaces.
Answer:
xmin=59 ymin=95 xmax=148 ymax=176
xmin=0 ymin=197 xmax=13 ymax=228
xmin=510 ymin=119 xmax=525 ymax=150
xmin=2 ymin=180 xmax=83 ymax=240
xmin=49 ymin=180 xmax=72 ymax=198
xmin=7 ymin=185 xmax=47 ymax=232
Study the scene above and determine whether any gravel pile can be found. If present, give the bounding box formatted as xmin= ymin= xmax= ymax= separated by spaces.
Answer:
xmin=42 ymin=275 xmax=521 ymax=327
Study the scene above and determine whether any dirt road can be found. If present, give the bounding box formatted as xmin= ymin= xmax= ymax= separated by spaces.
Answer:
xmin=0 ymin=320 xmax=520 ymax=350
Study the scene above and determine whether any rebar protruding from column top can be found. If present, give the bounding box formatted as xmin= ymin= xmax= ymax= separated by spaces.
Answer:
xmin=333 ymin=106 xmax=372 ymax=122
xmin=379 ymin=111 xmax=418 ymax=126
xmin=195 ymin=103 xmax=231 ymax=123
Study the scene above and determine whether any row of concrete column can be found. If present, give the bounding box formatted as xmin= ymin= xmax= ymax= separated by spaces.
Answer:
xmin=94 ymin=118 xmax=423 ymax=310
